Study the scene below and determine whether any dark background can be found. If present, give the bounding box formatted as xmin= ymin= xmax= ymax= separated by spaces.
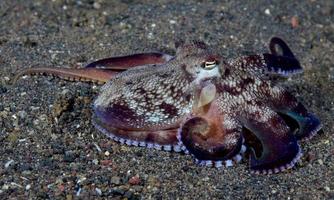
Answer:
xmin=0 ymin=0 xmax=333 ymax=199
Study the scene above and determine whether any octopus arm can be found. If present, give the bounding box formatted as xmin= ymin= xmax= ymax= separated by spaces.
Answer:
xmin=14 ymin=52 xmax=173 ymax=84
xmin=270 ymin=87 xmax=321 ymax=140
xmin=263 ymin=53 xmax=302 ymax=76
xmin=269 ymin=37 xmax=295 ymax=58
xmin=228 ymin=37 xmax=302 ymax=78
xmin=14 ymin=67 xmax=120 ymax=84
xmin=265 ymin=37 xmax=303 ymax=76
xmin=85 ymin=52 xmax=174 ymax=69
xmin=178 ymin=99 xmax=243 ymax=162
xmin=241 ymin=106 xmax=301 ymax=174
xmin=93 ymin=117 xmax=179 ymax=147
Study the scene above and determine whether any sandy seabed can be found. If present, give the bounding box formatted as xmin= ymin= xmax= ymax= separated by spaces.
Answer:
xmin=0 ymin=0 xmax=333 ymax=199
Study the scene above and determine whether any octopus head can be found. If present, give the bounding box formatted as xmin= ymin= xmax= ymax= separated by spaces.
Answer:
xmin=174 ymin=40 xmax=225 ymax=84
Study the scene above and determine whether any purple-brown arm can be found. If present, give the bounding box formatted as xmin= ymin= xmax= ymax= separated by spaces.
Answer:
xmin=264 ymin=37 xmax=303 ymax=75
xmin=14 ymin=52 xmax=174 ymax=84
xmin=14 ymin=67 xmax=118 ymax=84
xmin=85 ymin=52 xmax=173 ymax=69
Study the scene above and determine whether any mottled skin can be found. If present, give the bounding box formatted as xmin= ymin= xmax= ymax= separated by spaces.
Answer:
xmin=14 ymin=37 xmax=321 ymax=174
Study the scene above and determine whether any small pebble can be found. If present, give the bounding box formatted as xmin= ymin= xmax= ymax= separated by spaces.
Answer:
xmin=33 ymin=119 xmax=40 ymax=126
xmin=147 ymin=176 xmax=160 ymax=188
xmin=0 ymin=111 xmax=8 ymax=117
xmin=264 ymin=8 xmax=271 ymax=15
xmin=76 ymin=177 xmax=87 ymax=184
xmin=18 ymin=138 xmax=26 ymax=142
xmin=0 ymin=85 xmax=7 ymax=94
xmin=111 ymin=188 xmax=125 ymax=195
xmin=25 ymin=184 xmax=31 ymax=190
xmin=58 ymin=184 xmax=65 ymax=192
xmin=100 ymin=160 xmax=112 ymax=166
xmin=147 ymin=32 xmax=153 ymax=39
xmin=30 ymin=106 xmax=40 ymax=111
xmin=124 ymin=191 xmax=134 ymax=199
xmin=2 ymin=184 xmax=9 ymax=190
xmin=324 ymin=186 xmax=331 ymax=192
xmin=128 ymin=175 xmax=141 ymax=185
xmin=5 ymin=159 xmax=14 ymax=168
xmin=11 ymin=182 xmax=22 ymax=188
xmin=76 ymin=188 xmax=82 ymax=196
xmin=64 ymin=151 xmax=76 ymax=162
xmin=93 ymin=2 xmax=101 ymax=9
xmin=17 ymin=110 xmax=27 ymax=119
xmin=92 ymin=159 xmax=99 ymax=165
xmin=291 ymin=16 xmax=299 ymax=28
xmin=95 ymin=188 xmax=102 ymax=196
xmin=61 ymin=89 xmax=70 ymax=95
xmin=66 ymin=194 xmax=73 ymax=200
xmin=111 ymin=176 xmax=121 ymax=185
xmin=94 ymin=143 xmax=102 ymax=152
xmin=306 ymin=152 xmax=316 ymax=162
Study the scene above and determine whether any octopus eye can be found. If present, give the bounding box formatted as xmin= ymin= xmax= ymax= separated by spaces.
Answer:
xmin=201 ymin=60 xmax=219 ymax=70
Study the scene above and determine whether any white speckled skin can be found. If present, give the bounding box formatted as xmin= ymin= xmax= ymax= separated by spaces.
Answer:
xmin=15 ymin=37 xmax=321 ymax=174
xmin=93 ymin=41 xmax=224 ymax=137
xmin=92 ymin=38 xmax=321 ymax=174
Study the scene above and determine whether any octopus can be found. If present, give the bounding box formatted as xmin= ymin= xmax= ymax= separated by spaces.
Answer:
xmin=14 ymin=37 xmax=321 ymax=174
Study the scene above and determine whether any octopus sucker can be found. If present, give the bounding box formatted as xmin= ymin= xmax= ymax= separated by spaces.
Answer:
xmin=176 ymin=100 xmax=243 ymax=162
xmin=93 ymin=119 xmax=186 ymax=152
xmin=240 ymin=106 xmax=301 ymax=172
xmin=250 ymin=145 xmax=303 ymax=175
xmin=14 ymin=37 xmax=321 ymax=174
xmin=194 ymin=148 xmax=245 ymax=168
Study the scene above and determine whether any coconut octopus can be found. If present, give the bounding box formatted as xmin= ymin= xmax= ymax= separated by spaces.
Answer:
xmin=15 ymin=37 xmax=321 ymax=174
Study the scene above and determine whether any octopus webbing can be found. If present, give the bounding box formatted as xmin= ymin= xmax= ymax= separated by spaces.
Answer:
xmin=14 ymin=37 xmax=321 ymax=174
